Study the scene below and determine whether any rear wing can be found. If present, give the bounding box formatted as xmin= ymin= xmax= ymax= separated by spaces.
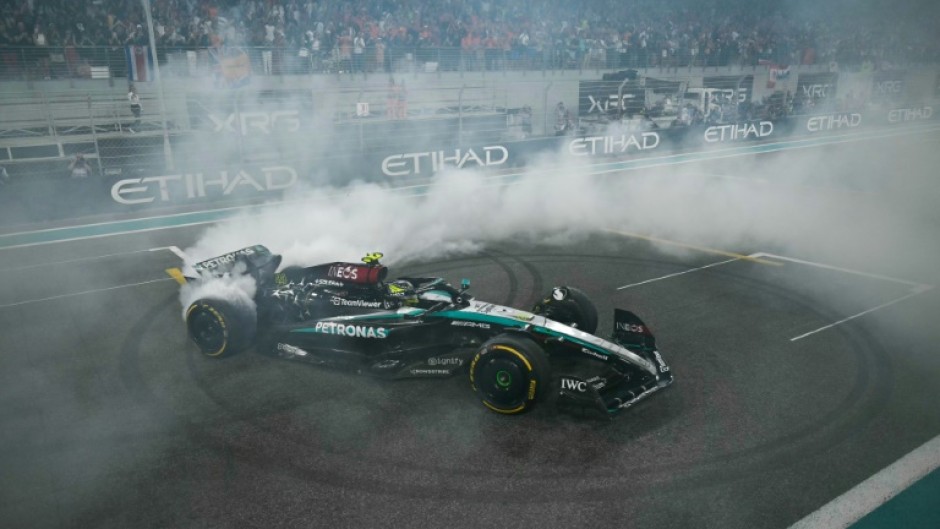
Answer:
xmin=187 ymin=245 xmax=282 ymax=283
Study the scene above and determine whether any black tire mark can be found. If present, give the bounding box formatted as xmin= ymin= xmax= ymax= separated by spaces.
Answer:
xmin=478 ymin=250 xmax=519 ymax=307
xmin=117 ymin=249 xmax=894 ymax=504
xmin=487 ymin=249 xmax=545 ymax=309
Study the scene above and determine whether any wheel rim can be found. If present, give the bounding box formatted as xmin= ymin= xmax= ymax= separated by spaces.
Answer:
xmin=476 ymin=354 xmax=528 ymax=409
xmin=189 ymin=308 xmax=226 ymax=354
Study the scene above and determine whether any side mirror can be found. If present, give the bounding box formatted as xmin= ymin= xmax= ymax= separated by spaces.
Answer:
xmin=460 ymin=278 xmax=470 ymax=291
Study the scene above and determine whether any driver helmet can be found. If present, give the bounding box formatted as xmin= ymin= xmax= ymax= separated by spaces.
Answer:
xmin=385 ymin=279 xmax=417 ymax=306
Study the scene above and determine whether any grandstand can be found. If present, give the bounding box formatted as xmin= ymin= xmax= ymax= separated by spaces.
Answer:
xmin=1 ymin=0 xmax=938 ymax=81
xmin=0 ymin=0 xmax=937 ymax=204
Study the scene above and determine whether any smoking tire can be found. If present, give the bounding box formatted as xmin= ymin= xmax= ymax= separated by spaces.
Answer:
xmin=532 ymin=286 xmax=599 ymax=334
xmin=185 ymin=298 xmax=256 ymax=357
xmin=470 ymin=334 xmax=551 ymax=414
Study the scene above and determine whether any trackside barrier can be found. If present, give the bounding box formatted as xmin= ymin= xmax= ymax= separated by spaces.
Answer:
xmin=0 ymin=105 xmax=936 ymax=229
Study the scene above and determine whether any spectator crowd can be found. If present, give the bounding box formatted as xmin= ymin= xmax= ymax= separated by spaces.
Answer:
xmin=1 ymin=0 xmax=938 ymax=77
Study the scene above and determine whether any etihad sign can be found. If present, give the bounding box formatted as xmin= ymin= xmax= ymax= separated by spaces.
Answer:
xmin=806 ymin=113 xmax=862 ymax=132
xmin=704 ymin=121 xmax=773 ymax=143
xmin=888 ymin=106 xmax=933 ymax=123
xmin=568 ymin=132 xmax=660 ymax=156
xmin=381 ymin=145 xmax=508 ymax=176
xmin=111 ymin=166 xmax=297 ymax=205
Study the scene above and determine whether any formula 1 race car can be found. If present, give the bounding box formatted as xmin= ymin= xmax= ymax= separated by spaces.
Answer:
xmin=174 ymin=245 xmax=674 ymax=417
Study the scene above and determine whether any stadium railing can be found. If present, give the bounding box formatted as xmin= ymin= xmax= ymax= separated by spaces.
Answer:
xmin=0 ymin=43 xmax=864 ymax=82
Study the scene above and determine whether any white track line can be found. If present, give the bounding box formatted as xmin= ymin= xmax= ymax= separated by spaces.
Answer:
xmin=0 ymin=219 xmax=237 ymax=251
xmin=151 ymin=245 xmax=188 ymax=261
xmin=789 ymin=434 xmax=940 ymax=529
xmin=616 ymin=257 xmax=740 ymax=290
xmin=0 ymin=202 xmax=259 ymax=239
xmin=0 ymin=277 xmax=173 ymax=309
xmin=751 ymin=252 xmax=930 ymax=289
xmin=790 ymin=286 xmax=934 ymax=342
xmin=0 ymin=247 xmax=163 ymax=273
xmin=748 ymin=252 xmax=936 ymax=341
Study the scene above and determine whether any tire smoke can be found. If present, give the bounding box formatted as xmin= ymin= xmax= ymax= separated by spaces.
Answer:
xmin=179 ymin=131 xmax=940 ymax=311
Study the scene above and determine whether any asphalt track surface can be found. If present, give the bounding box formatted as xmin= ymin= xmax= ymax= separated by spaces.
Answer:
xmin=3 ymin=142 xmax=940 ymax=528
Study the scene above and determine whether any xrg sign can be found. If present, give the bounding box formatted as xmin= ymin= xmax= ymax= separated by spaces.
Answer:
xmin=871 ymin=71 xmax=906 ymax=102
xmin=208 ymin=110 xmax=301 ymax=135
xmin=583 ymin=92 xmax=640 ymax=114
xmin=797 ymin=72 xmax=839 ymax=102
xmin=687 ymin=87 xmax=748 ymax=104
xmin=578 ymin=81 xmax=645 ymax=116
xmin=701 ymin=75 xmax=754 ymax=103
xmin=111 ymin=166 xmax=298 ymax=205
xmin=801 ymin=84 xmax=832 ymax=98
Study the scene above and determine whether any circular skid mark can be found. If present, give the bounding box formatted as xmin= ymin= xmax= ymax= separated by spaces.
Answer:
xmin=121 ymin=250 xmax=892 ymax=502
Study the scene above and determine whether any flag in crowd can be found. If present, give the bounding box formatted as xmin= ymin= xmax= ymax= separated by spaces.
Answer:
xmin=212 ymin=47 xmax=252 ymax=89
xmin=125 ymin=45 xmax=154 ymax=82
xmin=760 ymin=60 xmax=791 ymax=89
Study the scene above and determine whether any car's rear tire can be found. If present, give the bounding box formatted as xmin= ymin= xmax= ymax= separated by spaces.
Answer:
xmin=470 ymin=334 xmax=551 ymax=415
xmin=532 ymin=286 xmax=599 ymax=334
xmin=185 ymin=298 xmax=256 ymax=357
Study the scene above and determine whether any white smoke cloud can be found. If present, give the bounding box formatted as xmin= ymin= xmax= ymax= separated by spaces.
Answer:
xmin=178 ymin=261 xmax=258 ymax=318
xmin=178 ymin=130 xmax=940 ymax=315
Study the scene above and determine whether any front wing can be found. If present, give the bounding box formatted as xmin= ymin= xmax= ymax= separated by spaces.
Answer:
xmin=556 ymin=361 xmax=673 ymax=417
xmin=555 ymin=308 xmax=674 ymax=417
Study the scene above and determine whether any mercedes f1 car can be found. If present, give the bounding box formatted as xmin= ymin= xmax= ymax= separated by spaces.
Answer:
xmin=173 ymin=245 xmax=674 ymax=417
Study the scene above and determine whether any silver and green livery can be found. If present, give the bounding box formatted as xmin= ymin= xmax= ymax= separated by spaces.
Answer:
xmin=178 ymin=245 xmax=674 ymax=418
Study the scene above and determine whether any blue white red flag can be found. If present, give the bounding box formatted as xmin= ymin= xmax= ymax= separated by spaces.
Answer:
xmin=125 ymin=45 xmax=154 ymax=82
xmin=759 ymin=60 xmax=790 ymax=89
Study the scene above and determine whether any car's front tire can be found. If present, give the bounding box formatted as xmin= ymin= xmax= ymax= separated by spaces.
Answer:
xmin=532 ymin=286 xmax=599 ymax=334
xmin=185 ymin=298 xmax=256 ymax=357
xmin=470 ymin=334 xmax=551 ymax=415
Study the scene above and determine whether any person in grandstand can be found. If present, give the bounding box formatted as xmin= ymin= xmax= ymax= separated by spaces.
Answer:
xmin=387 ymin=77 xmax=399 ymax=118
xmin=353 ymin=32 xmax=366 ymax=73
xmin=127 ymin=84 xmax=142 ymax=133
xmin=68 ymin=154 xmax=92 ymax=179
xmin=555 ymin=101 xmax=574 ymax=135
xmin=706 ymin=97 xmax=723 ymax=124
xmin=396 ymin=79 xmax=408 ymax=119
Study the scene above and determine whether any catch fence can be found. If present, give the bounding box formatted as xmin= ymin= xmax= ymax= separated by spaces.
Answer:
xmin=0 ymin=83 xmax=514 ymax=179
